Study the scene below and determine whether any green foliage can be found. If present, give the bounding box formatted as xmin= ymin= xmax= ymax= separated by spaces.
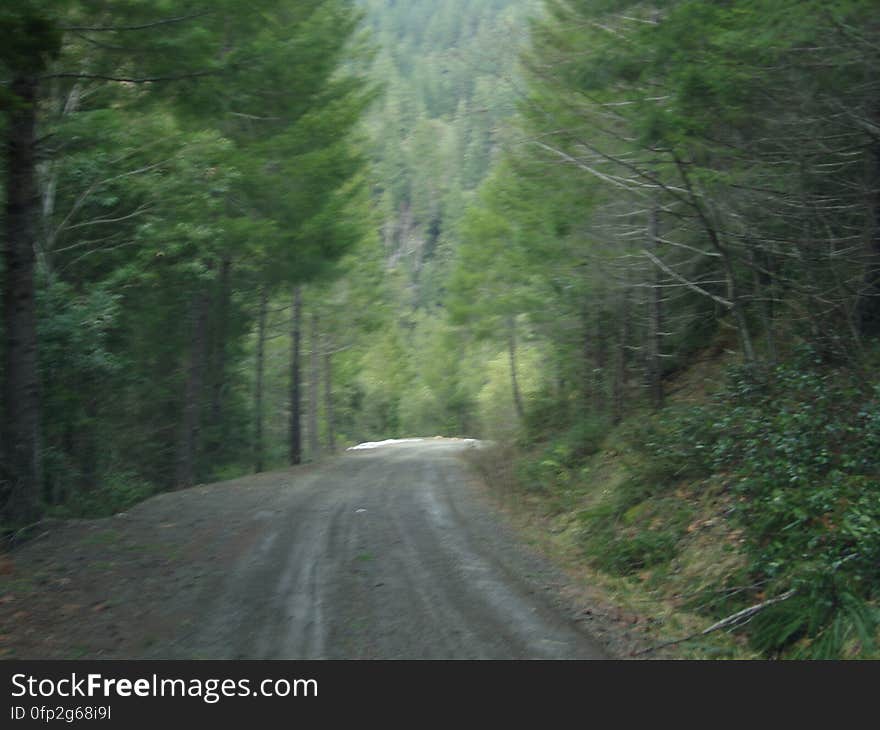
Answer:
xmin=5 ymin=0 xmax=879 ymax=661
xmin=581 ymin=510 xmax=686 ymax=576
xmin=511 ymin=412 xmax=612 ymax=527
xmin=621 ymin=406 xmax=718 ymax=488
xmin=574 ymin=419 xmax=698 ymax=576
xmin=749 ymin=578 xmax=879 ymax=660
xmin=1 ymin=0 xmax=376 ymax=519
xmin=543 ymin=415 xmax=609 ymax=463
xmin=37 ymin=277 xmax=123 ymax=506
xmin=47 ymin=471 xmax=156 ymax=519
xmin=0 ymin=4 xmax=62 ymax=76
xmin=522 ymin=343 xmax=880 ymax=656
xmin=622 ymin=348 xmax=880 ymax=657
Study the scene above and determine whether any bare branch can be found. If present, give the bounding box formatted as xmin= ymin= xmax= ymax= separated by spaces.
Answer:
xmin=59 ymin=205 xmax=154 ymax=235
xmin=41 ymin=70 xmax=219 ymax=84
xmin=642 ymin=249 xmax=733 ymax=308
xmin=60 ymin=12 xmax=213 ymax=33
xmin=632 ymin=589 xmax=797 ymax=657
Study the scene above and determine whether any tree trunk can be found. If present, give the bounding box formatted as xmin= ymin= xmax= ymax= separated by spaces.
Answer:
xmin=289 ymin=287 xmax=303 ymax=465
xmin=308 ymin=310 xmax=321 ymax=461
xmin=581 ymin=300 xmax=593 ymax=410
xmin=208 ymin=257 xmax=232 ymax=457
xmin=613 ymin=277 xmax=631 ymax=425
xmin=726 ymin=265 xmax=756 ymax=364
xmin=749 ymin=246 xmax=776 ymax=364
xmin=175 ymin=277 xmax=211 ymax=488
xmin=78 ymin=391 xmax=98 ymax=494
xmin=856 ymin=105 xmax=880 ymax=338
xmin=593 ymin=304 xmax=607 ymax=413
xmin=254 ymin=287 xmax=268 ymax=473
xmin=674 ymin=154 xmax=755 ymax=363
xmin=39 ymin=83 xmax=81 ymax=273
xmin=1 ymin=75 xmax=42 ymax=525
xmin=648 ymin=207 xmax=665 ymax=411
xmin=323 ymin=337 xmax=336 ymax=454
xmin=507 ymin=316 xmax=525 ymax=420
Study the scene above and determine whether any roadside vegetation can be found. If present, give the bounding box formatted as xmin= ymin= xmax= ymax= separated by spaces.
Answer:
xmin=473 ymin=341 xmax=880 ymax=659
xmin=458 ymin=0 xmax=880 ymax=660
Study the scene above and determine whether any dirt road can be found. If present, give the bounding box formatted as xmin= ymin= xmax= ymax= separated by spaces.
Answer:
xmin=0 ymin=440 xmax=608 ymax=659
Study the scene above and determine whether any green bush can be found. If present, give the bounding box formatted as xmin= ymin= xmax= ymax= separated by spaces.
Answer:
xmin=516 ymin=414 xmax=609 ymax=493
xmin=520 ymin=389 xmax=572 ymax=445
xmin=621 ymin=405 xmax=717 ymax=486
xmin=517 ymin=347 xmax=880 ymax=655
xmin=626 ymin=347 xmax=880 ymax=657
xmin=48 ymin=473 xmax=157 ymax=519
xmin=562 ymin=416 xmax=609 ymax=461
xmin=749 ymin=577 xmax=879 ymax=659
xmin=578 ymin=494 xmax=694 ymax=576
xmin=584 ymin=524 xmax=682 ymax=575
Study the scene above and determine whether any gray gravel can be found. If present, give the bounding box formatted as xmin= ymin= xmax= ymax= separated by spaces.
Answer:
xmin=162 ymin=439 xmax=608 ymax=659
xmin=1 ymin=440 xmax=609 ymax=660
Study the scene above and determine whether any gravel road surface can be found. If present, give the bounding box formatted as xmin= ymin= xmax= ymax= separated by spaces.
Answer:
xmin=0 ymin=439 xmax=608 ymax=660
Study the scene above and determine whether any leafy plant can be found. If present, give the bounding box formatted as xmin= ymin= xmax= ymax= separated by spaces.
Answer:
xmin=622 ymin=347 xmax=880 ymax=657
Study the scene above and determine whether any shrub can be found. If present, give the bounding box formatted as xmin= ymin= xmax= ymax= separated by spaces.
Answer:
xmin=579 ymin=491 xmax=694 ymax=577
xmin=562 ymin=416 xmax=609 ymax=461
xmin=621 ymin=405 xmax=717 ymax=486
xmin=582 ymin=522 xmax=682 ymax=575
xmin=49 ymin=473 xmax=157 ymax=519
xmin=516 ymin=415 xmax=609 ymax=493
xmin=627 ymin=347 xmax=880 ymax=657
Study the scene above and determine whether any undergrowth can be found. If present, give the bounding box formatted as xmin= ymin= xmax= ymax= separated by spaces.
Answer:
xmin=45 ymin=472 xmax=157 ymax=520
xmin=505 ymin=345 xmax=880 ymax=659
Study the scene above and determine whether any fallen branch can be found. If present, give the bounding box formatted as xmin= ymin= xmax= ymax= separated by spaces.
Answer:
xmin=631 ymin=589 xmax=797 ymax=657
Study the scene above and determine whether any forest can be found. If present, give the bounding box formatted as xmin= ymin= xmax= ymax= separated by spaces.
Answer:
xmin=2 ymin=0 xmax=880 ymax=659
